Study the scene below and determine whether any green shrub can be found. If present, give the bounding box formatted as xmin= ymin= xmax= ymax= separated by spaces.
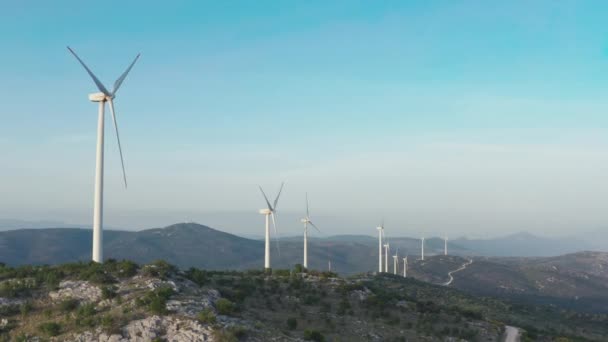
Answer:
xmin=197 ymin=308 xmax=217 ymax=324
xmin=75 ymin=303 xmax=97 ymax=327
xmin=101 ymin=285 xmax=118 ymax=300
xmin=185 ymin=268 xmax=208 ymax=286
xmin=303 ymin=329 xmax=325 ymax=341
xmin=143 ymin=260 xmax=176 ymax=279
xmin=286 ymin=317 xmax=297 ymax=330
xmin=19 ymin=302 xmax=32 ymax=316
xmin=136 ymin=286 xmax=175 ymax=315
xmin=59 ymin=298 xmax=79 ymax=312
xmin=38 ymin=322 xmax=61 ymax=336
xmin=215 ymin=298 xmax=236 ymax=315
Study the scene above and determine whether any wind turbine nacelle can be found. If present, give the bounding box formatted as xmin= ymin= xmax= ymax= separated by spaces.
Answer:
xmin=300 ymin=218 xmax=308 ymax=223
xmin=88 ymin=92 xmax=107 ymax=102
xmin=259 ymin=208 xmax=271 ymax=215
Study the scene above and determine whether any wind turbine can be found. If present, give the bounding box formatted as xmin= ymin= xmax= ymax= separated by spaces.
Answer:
xmin=300 ymin=193 xmax=320 ymax=269
xmin=420 ymin=236 xmax=425 ymax=261
xmin=67 ymin=47 xmax=140 ymax=263
xmin=384 ymin=242 xmax=390 ymax=273
xmin=393 ymin=248 xmax=399 ymax=275
xmin=259 ymin=182 xmax=284 ymax=270
xmin=444 ymin=234 xmax=448 ymax=256
xmin=376 ymin=221 xmax=384 ymax=273
xmin=327 ymin=243 xmax=332 ymax=272
xmin=403 ymin=256 xmax=408 ymax=278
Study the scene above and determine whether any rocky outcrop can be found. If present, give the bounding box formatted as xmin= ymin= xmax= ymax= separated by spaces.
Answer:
xmin=49 ymin=280 xmax=101 ymax=302
xmin=70 ymin=316 xmax=214 ymax=342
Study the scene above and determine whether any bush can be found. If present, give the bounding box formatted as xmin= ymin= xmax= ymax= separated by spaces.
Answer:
xmin=59 ymin=298 xmax=79 ymax=312
xmin=286 ymin=317 xmax=298 ymax=330
xmin=75 ymin=303 xmax=97 ymax=327
xmin=185 ymin=268 xmax=208 ymax=286
xmin=135 ymin=286 xmax=175 ymax=315
xmin=19 ymin=302 xmax=32 ymax=316
xmin=303 ymin=329 xmax=325 ymax=342
xmin=143 ymin=260 xmax=176 ymax=279
xmin=101 ymin=285 xmax=118 ymax=300
xmin=215 ymin=298 xmax=236 ymax=315
xmin=198 ymin=308 xmax=217 ymax=324
xmin=38 ymin=322 xmax=61 ymax=336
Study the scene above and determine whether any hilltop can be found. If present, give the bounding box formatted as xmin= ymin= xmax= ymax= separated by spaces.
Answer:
xmin=2 ymin=260 xmax=608 ymax=341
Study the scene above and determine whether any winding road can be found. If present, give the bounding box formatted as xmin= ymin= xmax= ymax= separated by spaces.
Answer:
xmin=503 ymin=325 xmax=520 ymax=342
xmin=442 ymin=258 xmax=473 ymax=286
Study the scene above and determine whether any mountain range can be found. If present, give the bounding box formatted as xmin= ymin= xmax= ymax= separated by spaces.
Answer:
xmin=0 ymin=222 xmax=603 ymax=272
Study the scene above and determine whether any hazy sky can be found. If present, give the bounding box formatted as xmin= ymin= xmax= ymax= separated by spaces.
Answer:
xmin=2 ymin=1 xmax=608 ymax=237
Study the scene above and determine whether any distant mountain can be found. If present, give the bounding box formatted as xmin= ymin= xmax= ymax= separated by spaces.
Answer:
xmin=0 ymin=223 xmax=463 ymax=274
xmin=452 ymin=232 xmax=593 ymax=257
xmin=0 ymin=219 xmax=84 ymax=230
xmin=0 ymin=223 xmax=600 ymax=275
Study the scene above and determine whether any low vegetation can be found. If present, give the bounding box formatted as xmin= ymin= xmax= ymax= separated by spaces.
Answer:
xmin=0 ymin=260 xmax=607 ymax=341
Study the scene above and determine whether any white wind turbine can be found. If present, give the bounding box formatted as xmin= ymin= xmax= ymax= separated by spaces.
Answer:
xmin=444 ymin=234 xmax=448 ymax=256
xmin=393 ymin=248 xmax=399 ymax=275
xmin=67 ymin=47 xmax=140 ymax=263
xmin=403 ymin=256 xmax=408 ymax=277
xmin=300 ymin=193 xmax=320 ymax=269
xmin=420 ymin=236 xmax=425 ymax=261
xmin=384 ymin=242 xmax=390 ymax=273
xmin=376 ymin=221 xmax=384 ymax=273
xmin=259 ymin=182 xmax=284 ymax=270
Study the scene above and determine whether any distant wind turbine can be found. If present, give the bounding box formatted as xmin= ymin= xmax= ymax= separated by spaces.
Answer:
xmin=376 ymin=221 xmax=384 ymax=273
xmin=259 ymin=182 xmax=284 ymax=270
xmin=67 ymin=47 xmax=140 ymax=263
xmin=384 ymin=242 xmax=390 ymax=273
xmin=444 ymin=234 xmax=448 ymax=256
xmin=300 ymin=193 xmax=320 ymax=269
xmin=403 ymin=256 xmax=408 ymax=278
xmin=393 ymin=248 xmax=399 ymax=275
xmin=421 ymin=236 xmax=425 ymax=261
xmin=326 ymin=242 xmax=332 ymax=272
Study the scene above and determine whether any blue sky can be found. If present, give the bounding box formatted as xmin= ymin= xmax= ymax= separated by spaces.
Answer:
xmin=2 ymin=1 xmax=608 ymax=237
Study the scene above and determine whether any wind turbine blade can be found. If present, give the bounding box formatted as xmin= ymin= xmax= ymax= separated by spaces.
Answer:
xmin=258 ymin=186 xmax=273 ymax=210
xmin=108 ymin=99 xmax=127 ymax=188
xmin=271 ymin=212 xmax=281 ymax=257
xmin=306 ymin=192 xmax=310 ymax=218
xmin=67 ymin=46 xmax=111 ymax=96
xmin=273 ymin=182 xmax=284 ymax=209
xmin=112 ymin=53 xmax=141 ymax=95
xmin=309 ymin=221 xmax=321 ymax=233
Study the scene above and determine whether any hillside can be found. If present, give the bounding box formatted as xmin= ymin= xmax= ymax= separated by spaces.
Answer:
xmin=2 ymin=260 xmax=608 ymax=341
xmin=446 ymin=252 xmax=608 ymax=313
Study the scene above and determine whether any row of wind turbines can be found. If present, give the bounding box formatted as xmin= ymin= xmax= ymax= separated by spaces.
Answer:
xmin=68 ymin=47 xmax=449 ymax=273
xmin=377 ymin=223 xmax=449 ymax=277
xmin=68 ymin=47 xmax=325 ymax=270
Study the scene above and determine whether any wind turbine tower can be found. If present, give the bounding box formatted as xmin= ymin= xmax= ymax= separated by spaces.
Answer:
xmin=259 ymin=182 xmax=284 ymax=270
xmin=384 ymin=243 xmax=390 ymax=273
xmin=300 ymin=193 xmax=320 ymax=269
xmin=444 ymin=235 xmax=448 ymax=256
xmin=403 ymin=256 xmax=408 ymax=278
xmin=393 ymin=249 xmax=399 ymax=275
xmin=376 ymin=222 xmax=384 ymax=272
xmin=421 ymin=236 xmax=425 ymax=261
xmin=67 ymin=47 xmax=139 ymax=263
